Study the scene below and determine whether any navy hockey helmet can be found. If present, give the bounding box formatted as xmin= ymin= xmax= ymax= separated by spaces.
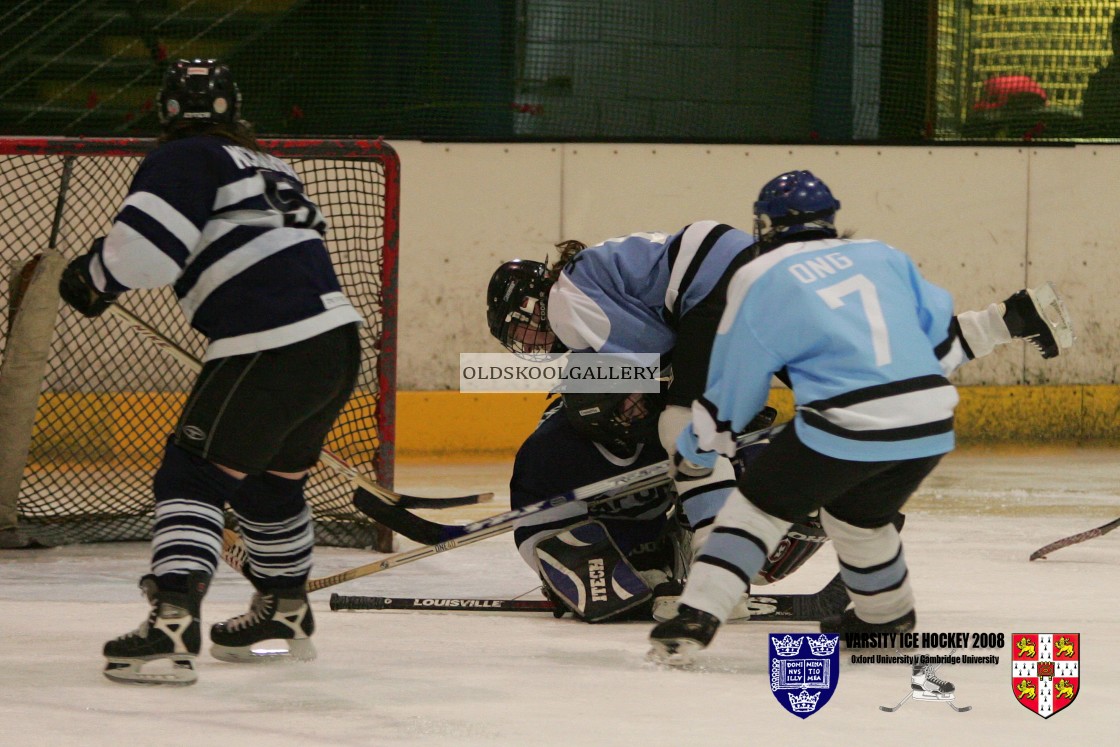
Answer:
xmin=158 ymin=59 xmax=241 ymax=127
xmin=753 ymin=170 xmax=840 ymax=249
xmin=487 ymin=259 xmax=557 ymax=354
xmin=562 ymin=389 xmax=665 ymax=456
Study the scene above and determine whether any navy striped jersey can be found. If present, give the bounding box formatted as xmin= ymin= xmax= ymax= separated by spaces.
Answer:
xmin=88 ymin=135 xmax=363 ymax=361
xmin=547 ymin=221 xmax=756 ymax=356
xmin=678 ymin=237 xmax=963 ymax=464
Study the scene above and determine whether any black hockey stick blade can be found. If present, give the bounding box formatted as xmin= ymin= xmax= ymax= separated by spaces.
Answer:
xmin=353 ymin=486 xmax=446 ymax=545
xmin=749 ymin=572 xmax=849 ymax=622
xmin=1029 ymin=516 xmax=1120 ymax=560
xmin=393 ymin=491 xmax=494 ymax=509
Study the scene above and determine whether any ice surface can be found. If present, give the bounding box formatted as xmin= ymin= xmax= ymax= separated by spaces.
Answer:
xmin=2 ymin=448 xmax=1116 ymax=746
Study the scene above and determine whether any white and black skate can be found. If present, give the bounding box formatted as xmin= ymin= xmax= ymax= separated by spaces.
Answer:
xmin=647 ymin=604 xmax=720 ymax=667
xmin=210 ymin=587 xmax=316 ymax=663
xmin=880 ymin=660 xmax=972 ymax=712
xmin=912 ymin=663 xmax=955 ymax=700
xmin=1002 ymin=281 xmax=1075 ymax=359
xmin=103 ymin=573 xmax=208 ymax=686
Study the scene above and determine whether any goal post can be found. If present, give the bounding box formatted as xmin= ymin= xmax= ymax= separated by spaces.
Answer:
xmin=0 ymin=137 xmax=399 ymax=551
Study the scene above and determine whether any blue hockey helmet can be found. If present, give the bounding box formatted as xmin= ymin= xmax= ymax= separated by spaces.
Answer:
xmin=753 ymin=170 xmax=840 ymax=249
xmin=158 ymin=59 xmax=241 ymax=127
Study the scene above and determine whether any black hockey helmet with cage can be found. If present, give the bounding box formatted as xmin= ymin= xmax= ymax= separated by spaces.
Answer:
xmin=486 ymin=259 xmax=559 ymax=354
xmin=562 ymin=387 xmax=666 ymax=455
xmin=158 ymin=59 xmax=241 ymax=127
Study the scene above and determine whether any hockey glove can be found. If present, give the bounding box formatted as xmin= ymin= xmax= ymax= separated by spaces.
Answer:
xmin=59 ymin=243 xmax=119 ymax=318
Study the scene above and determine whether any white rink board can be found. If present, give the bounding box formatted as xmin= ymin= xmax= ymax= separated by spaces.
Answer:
xmin=391 ymin=142 xmax=1108 ymax=389
xmin=2 ymin=448 xmax=1117 ymax=746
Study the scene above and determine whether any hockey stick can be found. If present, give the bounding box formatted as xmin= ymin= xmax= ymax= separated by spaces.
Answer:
xmin=221 ymin=466 xmax=673 ymax=592
xmin=354 ymin=422 xmax=785 ymax=545
xmin=102 ymin=303 xmax=491 ymax=510
xmin=1029 ymin=516 xmax=1120 ymax=560
xmin=356 ymin=458 xmax=673 ymax=545
xmin=878 ymin=693 xmax=912 ymax=713
xmin=328 ymin=572 xmax=850 ymax=623
xmin=329 ymin=595 xmax=555 ymax=613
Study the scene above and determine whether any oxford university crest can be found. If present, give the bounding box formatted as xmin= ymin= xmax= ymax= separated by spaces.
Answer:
xmin=768 ymin=633 xmax=839 ymax=718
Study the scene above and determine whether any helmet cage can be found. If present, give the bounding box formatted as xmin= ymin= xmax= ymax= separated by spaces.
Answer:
xmin=487 ymin=260 xmax=556 ymax=355
xmin=562 ymin=389 xmax=665 ymax=454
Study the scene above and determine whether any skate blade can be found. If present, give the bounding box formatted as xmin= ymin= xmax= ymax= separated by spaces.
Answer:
xmin=646 ymin=639 xmax=703 ymax=667
xmin=104 ymin=655 xmax=197 ymax=685
xmin=210 ymin=638 xmax=316 ymax=664
xmin=1032 ymin=281 xmax=1075 ymax=349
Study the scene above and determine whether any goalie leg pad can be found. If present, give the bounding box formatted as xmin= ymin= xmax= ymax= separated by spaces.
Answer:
xmin=535 ymin=520 xmax=653 ymax=622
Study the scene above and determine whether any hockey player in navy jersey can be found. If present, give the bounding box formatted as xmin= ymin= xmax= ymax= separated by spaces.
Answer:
xmin=646 ymin=170 xmax=1071 ymax=666
xmin=488 ymin=208 xmax=1071 ymax=624
xmin=59 ymin=59 xmax=363 ymax=684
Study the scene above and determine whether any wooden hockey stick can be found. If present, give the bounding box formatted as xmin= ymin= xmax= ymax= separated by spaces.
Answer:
xmin=327 ymin=572 xmax=850 ymax=623
xmin=1029 ymin=516 xmax=1120 ymax=560
xmin=103 ymin=303 xmax=492 ymax=509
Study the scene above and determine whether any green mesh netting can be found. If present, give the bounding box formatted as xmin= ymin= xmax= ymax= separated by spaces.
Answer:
xmin=2 ymin=1 xmax=1120 ymax=142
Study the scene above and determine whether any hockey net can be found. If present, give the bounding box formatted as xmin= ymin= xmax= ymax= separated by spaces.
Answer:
xmin=0 ymin=137 xmax=398 ymax=550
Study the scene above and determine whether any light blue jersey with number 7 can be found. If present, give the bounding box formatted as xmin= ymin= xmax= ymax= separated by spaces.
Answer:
xmin=679 ymin=237 xmax=961 ymax=464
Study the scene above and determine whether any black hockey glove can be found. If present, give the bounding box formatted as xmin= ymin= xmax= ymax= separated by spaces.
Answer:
xmin=59 ymin=241 xmax=120 ymax=318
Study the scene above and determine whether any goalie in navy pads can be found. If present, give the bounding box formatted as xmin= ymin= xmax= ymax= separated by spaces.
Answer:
xmin=646 ymin=170 xmax=1073 ymax=666
xmin=58 ymin=59 xmax=363 ymax=684
xmin=507 ymin=386 xmax=821 ymax=622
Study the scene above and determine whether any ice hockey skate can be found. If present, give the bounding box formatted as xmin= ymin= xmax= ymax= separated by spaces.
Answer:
xmin=880 ymin=661 xmax=971 ymax=712
xmin=646 ymin=604 xmax=720 ymax=667
xmin=210 ymin=586 xmax=316 ymax=663
xmin=1002 ymin=281 xmax=1075 ymax=359
xmin=103 ymin=572 xmax=208 ymax=686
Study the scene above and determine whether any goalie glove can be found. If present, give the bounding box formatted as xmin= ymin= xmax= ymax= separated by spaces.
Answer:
xmin=59 ymin=240 xmax=120 ymax=318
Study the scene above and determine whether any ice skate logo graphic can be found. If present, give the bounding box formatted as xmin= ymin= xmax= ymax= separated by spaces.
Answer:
xmin=1011 ymin=633 xmax=1079 ymax=718
xmin=768 ymin=633 xmax=839 ymax=719
xmin=880 ymin=649 xmax=971 ymax=713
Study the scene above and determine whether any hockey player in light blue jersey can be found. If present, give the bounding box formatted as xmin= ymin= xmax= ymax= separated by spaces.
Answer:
xmin=647 ymin=170 xmax=1073 ymax=666
xmin=59 ymin=60 xmax=363 ymax=684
